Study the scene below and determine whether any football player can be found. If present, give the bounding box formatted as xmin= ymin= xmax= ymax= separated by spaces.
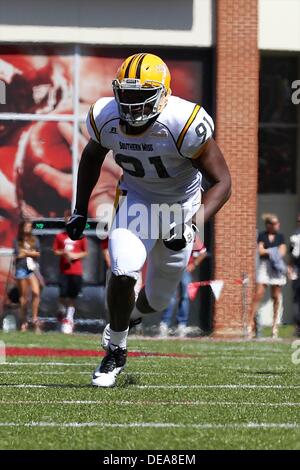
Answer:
xmin=66 ymin=53 xmax=231 ymax=387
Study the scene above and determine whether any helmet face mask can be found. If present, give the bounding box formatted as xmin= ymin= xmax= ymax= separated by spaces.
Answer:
xmin=112 ymin=53 xmax=171 ymax=127
xmin=113 ymin=78 xmax=165 ymax=126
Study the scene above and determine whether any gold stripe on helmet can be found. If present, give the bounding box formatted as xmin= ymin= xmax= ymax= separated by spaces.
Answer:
xmin=124 ymin=54 xmax=139 ymax=78
xmin=129 ymin=53 xmax=145 ymax=78
xmin=89 ymin=104 xmax=100 ymax=142
xmin=176 ymin=104 xmax=201 ymax=152
xmin=135 ymin=53 xmax=147 ymax=79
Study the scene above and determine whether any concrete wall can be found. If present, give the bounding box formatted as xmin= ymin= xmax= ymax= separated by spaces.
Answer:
xmin=259 ymin=0 xmax=300 ymax=51
xmin=0 ymin=0 xmax=213 ymax=46
xmin=2 ymin=0 xmax=300 ymax=50
xmin=2 ymin=0 xmax=300 ymax=51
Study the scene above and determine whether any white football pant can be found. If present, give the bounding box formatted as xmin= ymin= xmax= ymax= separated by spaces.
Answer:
xmin=108 ymin=188 xmax=201 ymax=312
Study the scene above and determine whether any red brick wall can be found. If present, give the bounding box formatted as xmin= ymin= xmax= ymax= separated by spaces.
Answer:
xmin=214 ymin=0 xmax=259 ymax=336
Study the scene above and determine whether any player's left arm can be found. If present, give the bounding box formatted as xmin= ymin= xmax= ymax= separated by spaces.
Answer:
xmin=192 ymin=138 xmax=231 ymax=223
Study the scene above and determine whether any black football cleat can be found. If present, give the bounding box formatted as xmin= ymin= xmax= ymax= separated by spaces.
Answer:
xmin=92 ymin=346 xmax=127 ymax=387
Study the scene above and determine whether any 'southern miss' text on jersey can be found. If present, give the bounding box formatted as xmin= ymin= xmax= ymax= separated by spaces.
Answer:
xmin=86 ymin=95 xmax=214 ymax=204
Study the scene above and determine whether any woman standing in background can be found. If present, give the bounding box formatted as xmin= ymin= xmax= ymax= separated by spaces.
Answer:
xmin=14 ymin=220 xmax=41 ymax=332
xmin=249 ymin=213 xmax=287 ymax=339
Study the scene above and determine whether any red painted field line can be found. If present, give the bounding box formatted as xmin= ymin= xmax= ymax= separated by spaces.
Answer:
xmin=5 ymin=347 xmax=197 ymax=359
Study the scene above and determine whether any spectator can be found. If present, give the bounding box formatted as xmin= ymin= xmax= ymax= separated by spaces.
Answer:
xmin=159 ymin=236 xmax=207 ymax=337
xmin=53 ymin=209 xmax=88 ymax=334
xmin=248 ymin=213 xmax=287 ymax=339
xmin=288 ymin=214 xmax=300 ymax=337
xmin=14 ymin=220 xmax=41 ymax=332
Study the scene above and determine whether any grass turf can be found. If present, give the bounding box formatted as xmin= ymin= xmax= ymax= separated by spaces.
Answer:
xmin=0 ymin=330 xmax=299 ymax=450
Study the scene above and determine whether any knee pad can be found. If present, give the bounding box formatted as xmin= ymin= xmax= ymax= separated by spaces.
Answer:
xmin=109 ymin=228 xmax=147 ymax=280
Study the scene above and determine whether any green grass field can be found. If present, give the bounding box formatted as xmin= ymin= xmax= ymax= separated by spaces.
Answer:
xmin=0 ymin=330 xmax=299 ymax=450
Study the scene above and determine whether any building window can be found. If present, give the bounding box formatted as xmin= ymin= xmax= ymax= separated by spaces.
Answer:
xmin=259 ymin=55 xmax=299 ymax=194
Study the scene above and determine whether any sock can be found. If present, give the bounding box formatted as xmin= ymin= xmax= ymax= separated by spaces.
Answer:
xmin=66 ymin=306 xmax=75 ymax=322
xmin=109 ymin=327 xmax=129 ymax=350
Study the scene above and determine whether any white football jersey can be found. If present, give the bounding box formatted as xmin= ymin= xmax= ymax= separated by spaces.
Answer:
xmin=86 ymin=95 xmax=214 ymax=203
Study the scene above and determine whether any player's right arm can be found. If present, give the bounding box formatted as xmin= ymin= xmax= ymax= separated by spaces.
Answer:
xmin=74 ymin=139 xmax=108 ymax=215
xmin=67 ymin=100 xmax=111 ymax=240
xmin=66 ymin=139 xmax=108 ymax=240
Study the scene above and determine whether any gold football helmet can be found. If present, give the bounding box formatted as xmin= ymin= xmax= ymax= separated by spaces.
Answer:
xmin=112 ymin=53 xmax=171 ymax=126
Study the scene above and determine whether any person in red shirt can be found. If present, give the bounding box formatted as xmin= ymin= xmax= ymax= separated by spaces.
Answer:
xmin=53 ymin=209 xmax=88 ymax=333
xmin=100 ymin=237 xmax=111 ymax=271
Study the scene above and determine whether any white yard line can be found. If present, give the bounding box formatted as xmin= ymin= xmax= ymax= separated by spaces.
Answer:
xmin=0 ymin=421 xmax=298 ymax=429
xmin=138 ymin=356 xmax=287 ymax=361
xmin=0 ymin=371 xmax=80 ymax=375
xmin=0 ymin=355 xmax=290 ymax=366
xmin=0 ymin=362 xmax=290 ymax=372
xmin=0 ymin=371 xmax=204 ymax=376
xmin=0 ymin=385 xmax=47 ymax=388
xmin=182 ymin=347 xmax=285 ymax=353
xmin=242 ymin=374 xmax=288 ymax=379
xmin=134 ymin=384 xmax=300 ymax=389
xmin=1 ymin=384 xmax=299 ymax=389
xmin=1 ymin=362 xmax=96 ymax=366
xmin=221 ymin=365 xmax=287 ymax=371
xmin=0 ymin=400 xmax=299 ymax=407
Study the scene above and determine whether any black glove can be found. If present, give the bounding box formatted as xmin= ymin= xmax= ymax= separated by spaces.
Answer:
xmin=163 ymin=223 xmax=196 ymax=252
xmin=66 ymin=209 xmax=87 ymax=240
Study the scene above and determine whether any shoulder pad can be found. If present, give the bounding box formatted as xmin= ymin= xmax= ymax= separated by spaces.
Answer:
xmin=160 ymin=96 xmax=214 ymax=158
xmin=86 ymin=97 xmax=118 ymax=143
